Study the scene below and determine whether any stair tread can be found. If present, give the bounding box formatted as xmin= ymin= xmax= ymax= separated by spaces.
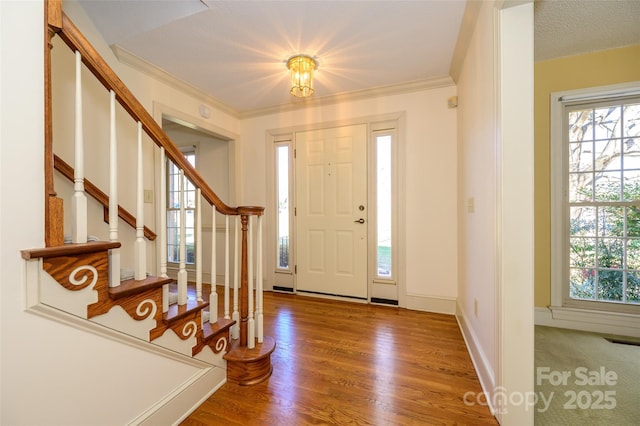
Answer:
xmin=163 ymin=299 xmax=209 ymax=324
xmin=202 ymin=318 xmax=235 ymax=341
xmin=109 ymin=275 xmax=173 ymax=300
xmin=21 ymin=241 xmax=121 ymax=260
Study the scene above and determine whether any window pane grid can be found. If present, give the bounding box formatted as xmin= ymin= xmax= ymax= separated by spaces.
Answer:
xmin=570 ymin=201 xmax=640 ymax=304
xmin=567 ymin=100 xmax=640 ymax=305
xmin=166 ymin=153 xmax=196 ymax=264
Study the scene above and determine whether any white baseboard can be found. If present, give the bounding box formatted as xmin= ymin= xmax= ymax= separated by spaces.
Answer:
xmin=135 ymin=367 xmax=226 ymax=425
xmin=405 ymin=293 xmax=456 ymax=314
xmin=455 ymin=302 xmax=496 ymax=414
xmin=535 ymin=306 xmax=640 ymax=338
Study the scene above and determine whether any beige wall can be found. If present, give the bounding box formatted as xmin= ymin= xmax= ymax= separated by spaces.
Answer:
xmin=534 ymin=44 xmax=640 ymax=307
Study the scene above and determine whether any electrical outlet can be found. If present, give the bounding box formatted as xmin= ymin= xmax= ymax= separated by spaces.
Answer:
xmin=474 ymin=298 xmax=478 ymax=318
xmin=144 ymin=189 xmax=153 ymax=203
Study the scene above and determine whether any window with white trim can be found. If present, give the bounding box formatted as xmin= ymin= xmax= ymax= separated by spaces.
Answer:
xmin=375 ymin=132 xmax=393 ymax=278
xmin=276 ymin=142 xmax=291 ymax=270
xmin=167 ymin=149 xmax=196 ymax=264
xmin=272 ymin=135 xmax=294 ymax=291
xmin=552 ymin=84 xmax=640 ymax=314
xmin=371 ymin=125 xmax=398 ymax=284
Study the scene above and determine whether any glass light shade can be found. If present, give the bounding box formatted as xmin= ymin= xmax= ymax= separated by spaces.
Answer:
xmin=287 ymin=55 xmax=317 ymax=98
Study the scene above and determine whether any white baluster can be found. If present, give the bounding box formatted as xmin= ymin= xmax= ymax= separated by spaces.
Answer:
xmin=256 ymin=215 xmax=264 ymax=343
xmin=134 ymin=122 xmax=146 ymax=280
xmin=196 ymin=188 xmax=203 ymax=302
xmin=177 ymin=169 xmax=187 ymax=305
xmin=209 ymin=205 xmax=218 ymax=320
xmin=231 ymin=215 xmax=240 ymax=339
xmin=247 ymin=215 xmax=255 ymax=348
xmin=159 ymin=148 xmax=169 ymax=313
xmin=224 ymin=214 xmax=230 ymax=320
xmin=108 ymin=90 xmax=120 ymax=287
xmin=72 ymin=51 xmax=87 ymax=244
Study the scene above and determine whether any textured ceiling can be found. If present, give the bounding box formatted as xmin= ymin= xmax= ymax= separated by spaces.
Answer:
xmin=78 ymin=0 xmax=640 ymax=116
xmin=534 ymin=0 xmax=640 ymax=62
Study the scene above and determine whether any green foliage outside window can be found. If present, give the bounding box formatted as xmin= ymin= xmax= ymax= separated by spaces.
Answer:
xmin=568 ymin=102 xmax=640 ymax=305
xmin=570 ymin=182 xmax=640 ymax=304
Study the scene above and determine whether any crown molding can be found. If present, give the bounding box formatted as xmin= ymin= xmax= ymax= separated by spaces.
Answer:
xmin=449 ymin=0 xmax=483 ymax=83
xmin=239 ymin=76 xmax=454 ymax=119
xmin=112 ymin=44 xmax=454 ymax=121
xmin=111 ymin=45 xmax=240 ymax=119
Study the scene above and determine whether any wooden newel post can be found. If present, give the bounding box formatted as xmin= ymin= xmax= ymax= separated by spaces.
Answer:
xmin=239 ymin=214 xmax=249 ymax=347
xmin=45 ymin=0 xmax=64 ymax=247
xmin=225 ymin=207 xmax=274 ymax=386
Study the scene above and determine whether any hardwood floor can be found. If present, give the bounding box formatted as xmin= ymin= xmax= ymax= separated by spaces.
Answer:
xmin=182 ymin=291 xmax=497 ymax=425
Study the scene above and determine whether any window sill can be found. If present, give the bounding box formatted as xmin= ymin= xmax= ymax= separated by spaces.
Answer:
xmin=537 ymin=305 xmax=640 ymax=338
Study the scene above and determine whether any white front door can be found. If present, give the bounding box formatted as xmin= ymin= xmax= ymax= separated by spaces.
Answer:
xmin=295 ymin=124 xmax=368 ymax=299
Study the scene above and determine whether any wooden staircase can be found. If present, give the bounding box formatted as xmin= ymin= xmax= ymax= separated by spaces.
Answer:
xmin=21 ymin=242 xmax=236 ymax=362
xmin=24 ymin=0 xmax=275 ymax=391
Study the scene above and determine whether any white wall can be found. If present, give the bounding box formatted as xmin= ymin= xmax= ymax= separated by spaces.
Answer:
xmin=0 ymin=1 xmax=236 ymax=424
xmin=456 ymin=0 xmax=499 ymax=392
xmin=456 ymin=1 xmax=534 ymax=424
xmin=240 ymin=86 xmax=458 ymax=310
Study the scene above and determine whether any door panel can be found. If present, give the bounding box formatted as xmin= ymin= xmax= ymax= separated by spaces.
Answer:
xmin=296 ymin=124 xmax=367 ymax=299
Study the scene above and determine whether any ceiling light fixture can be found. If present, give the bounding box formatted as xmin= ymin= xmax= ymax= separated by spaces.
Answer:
xmin=287 ymin=54 xmax=318 ymax=98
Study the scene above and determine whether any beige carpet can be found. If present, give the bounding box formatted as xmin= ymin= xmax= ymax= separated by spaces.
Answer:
xmin=535 ymin=326 xmax=640 ymax=425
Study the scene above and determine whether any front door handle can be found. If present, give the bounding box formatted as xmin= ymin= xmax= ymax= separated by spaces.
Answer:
xmin=354 ymin=218 xmax=365 ymax=224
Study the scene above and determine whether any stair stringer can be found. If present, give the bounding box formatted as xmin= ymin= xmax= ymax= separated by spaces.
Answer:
xmin=38 ymin=259 xmax=99 ymax=318
xmin=24 ymin=257 xmax=227 ymax=365
xmin=91 ymin=304 xmax=160 ymax=342
xmin=24 ymin=257 xmax=230 ymax=423
xmin=194 ymin=344 xmax=228 ymax=368
xmin=152 ymin=327 xmax=199 ymax=356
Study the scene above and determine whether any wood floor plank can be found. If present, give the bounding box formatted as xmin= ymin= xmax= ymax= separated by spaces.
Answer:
xmin=182 ymin=291 xmax=497 ymax=425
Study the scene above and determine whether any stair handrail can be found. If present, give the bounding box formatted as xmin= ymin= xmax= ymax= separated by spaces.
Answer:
xmin=54 ymin=154 xmax=157 ymax=241
xmin=46 ymin=4 xmax=268 ymax=353
xmin=52 ymin=12 xmax=259 ymax=218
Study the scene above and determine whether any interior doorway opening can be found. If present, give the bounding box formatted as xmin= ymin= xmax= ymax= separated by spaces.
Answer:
xmin=153 ymin=103 xmax=239 ymax=286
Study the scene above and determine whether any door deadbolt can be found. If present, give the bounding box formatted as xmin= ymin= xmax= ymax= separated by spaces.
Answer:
xmin=359 ymin=205 xmax=365 ymax=211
